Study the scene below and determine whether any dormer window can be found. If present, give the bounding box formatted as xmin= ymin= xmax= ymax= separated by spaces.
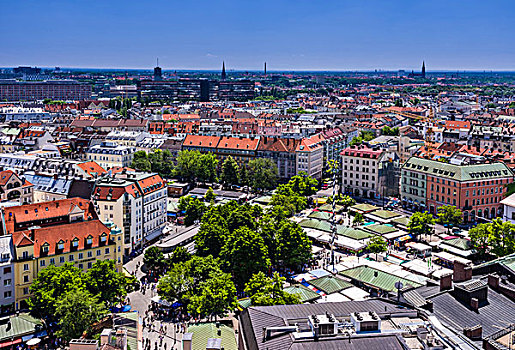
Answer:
xmin=86 ymin=235 xmax=93 ymax=245
xmin=72 ymin=238 xmax=79 ymax=248
xmin=57 ymin=240 xmax=64 ymax=250
xmin=100 ymin=233 xmax=107 ymax=242
xmin=42 ymin=243 xmax=49 ymax=254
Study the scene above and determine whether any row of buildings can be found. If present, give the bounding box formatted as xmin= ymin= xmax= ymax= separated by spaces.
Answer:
xmin=0 ymin=78 xmax=255 ymax=102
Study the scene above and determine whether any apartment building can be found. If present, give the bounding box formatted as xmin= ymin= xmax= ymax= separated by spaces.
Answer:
xmin=86 ymin=141 xmax=136 ymax=170
xmin=0 ymin=170 xmax=33 ymax=205
xmin=296 ymin=135 xmax=323 ymax=180
xmin=92 ymin=172 xmax=167 ymax=255
xmin=401 ymin=157 xmax=514 ymax=223
xmin=0 ymin=236 xmax=15 ymax=314
xmin=1 ymin=198 xmax=123 ymax=309
xmin=341 ymin=145 xmax=382 ymax=198
xmin=257 ymin=137 xmax=299 ymax=180
xmin=0 ymin=80 xmax=92 ymax=102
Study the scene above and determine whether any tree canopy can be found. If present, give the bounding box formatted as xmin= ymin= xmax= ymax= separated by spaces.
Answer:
xmin=247 ymin=158 xmax=278 ymax=192
xmin=408 ymin=211 xmax=435 ymax=240
xmin=436 ymin=205 xmax=463 ymax=231
xmin=220 ymin=156 xmax=240 ymax=188
xmin=244 ymin=272 xmax=300 ymax=306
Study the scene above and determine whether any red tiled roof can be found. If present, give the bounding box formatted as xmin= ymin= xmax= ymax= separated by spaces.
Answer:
xmin=77 ymin=161 xmax=107 ymax=177
xmin=13 ymin=220 xmax=111 ymax=258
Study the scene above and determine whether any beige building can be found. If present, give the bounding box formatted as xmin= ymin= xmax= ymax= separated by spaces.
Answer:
xmin=86 ymin=141 xmax=136 ymax=170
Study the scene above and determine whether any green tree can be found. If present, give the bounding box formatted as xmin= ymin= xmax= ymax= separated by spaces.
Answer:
xmin=220 ymin=227 xmax=271 ymax=286
xmin=148 ymin=149 xmax=174 ymax=178
xmin=83 ymin=260 xmax=128 ymax=306
xmin=195 ymin=214 xmax=229 ymax=258
xmin=197 ymin=153 xmax=218 ymax=183
xmin=244 ymin=272 xmax=300 ymax=306
xmin=381 ymin=126 xmax=399 ymax=136
xmin=158 ymin=255 xmax=224 ymax=305
xmin=55 ymin=289 xmax=108 ymax=341
xmin=220 ymin=156 xmax=240 ymax=188
xmin=174 ymin=150 xmax=201 ymax=183
xmin=179 ymin=196 xmax=206 ymax=226
xmin=469 ymin=223 xmax=490 ymax=258
xmin=28 ymin=263 xmax=84 ymax=321
xmin=436 ymin=205 xmax=463 ymax=232
xmin=239 ymin=165 xmax=249 ymax=188
xmin=143 ymin=246 xmax=165 ymax=272
xmin=488 ymin=218 xmax=515 ymax=257
xmin=275 ymin=221 xmax=312 ymax=269
xmin=288 ymin=173 xmax=318 ymax=196
xmin=188 ymin=272 xmax=236 ymax=320
xmin=367 ymin=236 xmax=387 ymax=260
xmin=205 ymin=187 xmax=216 ymax=203
xmin=248 ymin=158 xmax=278 ymax=192
xmin=170 ymin=246 xmax=192 ymax=265
xmin=353 ymin=212 xmax=364 ymax=226
xmin=131 ymin=151 xmax=151 ymax=172
xmin=408 ymin=211 xmax=435 ymax=240
xmin=227 ymin=207 xmax=258 ymax=232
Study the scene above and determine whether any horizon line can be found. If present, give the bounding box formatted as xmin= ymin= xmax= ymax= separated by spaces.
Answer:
xmin=2 ymin=66 xmax=515 ymax=73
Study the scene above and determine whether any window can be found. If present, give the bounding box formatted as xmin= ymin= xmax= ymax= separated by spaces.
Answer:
xmin=69 ymin=255 xmax=74 ymax=261
xmin=87 ymin=262 xmax=92 ymax=269
xmin=3 ymin=279 xmax=11 ymax=286
xmin=86 ymin=236 xmax=93 ymax=245
xmin=23 ymin=264 xmax=29 ymax=271
xmin=23 ymin=288 xmax=29 ymax=295
xmin=40 ymin=260 xmax=45 ymax=267
xmin=4 ymin=291 xmax=11 ymax=298
xmin=50 ymin=258 xmax=55 ymax=265
xmin=57 ymin=242 xmax=64 ymax=250
xmin=22 ymin=251 xmax=29 ymax=259
xmin=105 ymin=248 xmax=110 ymax=254
xmin=23 ymin=275 xmax=29 ymax=283
xmin=60 ymin=257 xmax=65 ymax=263
xmin=97 ymin=250 xmax=101 ymax=256
xmin=78 ymin=264 xmax=83 ymax=269
xmin=4 ymin=267 xmax=11 ymax=274
xmin=87 ymin=251 xmax=92 ymax=258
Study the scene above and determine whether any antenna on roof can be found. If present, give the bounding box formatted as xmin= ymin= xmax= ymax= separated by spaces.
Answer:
xmin=157 ymin=57 xmax=159 ymax=67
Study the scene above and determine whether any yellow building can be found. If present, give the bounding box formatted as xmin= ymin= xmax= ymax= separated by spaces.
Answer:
xmin=2 ymin=198 xmax=123 ymax=310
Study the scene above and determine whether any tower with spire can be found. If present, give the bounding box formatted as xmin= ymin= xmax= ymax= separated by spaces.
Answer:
xmin=422 ymin=61 xmax=426 ymax=78
xmin=221 ymin=61 xmax=226 ymax=80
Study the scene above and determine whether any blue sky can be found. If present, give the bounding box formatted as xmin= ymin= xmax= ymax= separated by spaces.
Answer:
xmin=1 ymin=0 xmax=514 ymax=71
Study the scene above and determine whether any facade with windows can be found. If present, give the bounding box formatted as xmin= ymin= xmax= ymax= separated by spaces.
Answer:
xmin=86 ymin=141 xmax=136 ymax=170
xmin=1 ymin=198 xmax=123 ymax=309
xmin=92 ymin=172 xmax=167 ymax=255
xmin=401 ymin=157 xmax=514 ymax=223
xmin=0 ymin=236 xmax=15 ymax=314
xmin=341 ymin=145 xmax=383 ymax=198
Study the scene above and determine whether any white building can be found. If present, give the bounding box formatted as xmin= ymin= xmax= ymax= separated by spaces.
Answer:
xmin=92 ymin=172 xmax=167 ymax=255
xmin=500 ymin=193 xmax=515 ymax=224
xmin=86 ymin=141 xmax=136 ymax=170
xmin=296 ymin=134 xmax=323 ymax=180
xmin=0 ymin=107 xmax=52 ymax=122
xmin=0 ymin=235 xmax=15 ymax=313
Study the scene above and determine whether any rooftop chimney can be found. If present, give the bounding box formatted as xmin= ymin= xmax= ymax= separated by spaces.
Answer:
xmin=440 ymin=273 xmax=453 ymax=291
xmin=453 ymin=261 xmax=472 ymax=283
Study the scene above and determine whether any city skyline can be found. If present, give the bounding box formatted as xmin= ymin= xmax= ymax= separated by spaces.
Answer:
xmin=1 ymin=0 xmax=514 ymax=71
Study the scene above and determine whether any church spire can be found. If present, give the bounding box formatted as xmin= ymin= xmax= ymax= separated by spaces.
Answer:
xmin=422 ymin=61 xmax=426 ymax=78
xmin=221 ymin=61 xmax=226 ymax=80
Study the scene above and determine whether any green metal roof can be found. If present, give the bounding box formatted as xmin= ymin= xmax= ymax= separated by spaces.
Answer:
xmin=441 ymin=238 xmax=472 ymax=251
xmin=308 ymin=275 xmax=352 ymax=294
xmin=187 ymin=323 xmax=238 ymax=350
xmin=369 ymin=210 xmax=401 ymax=220
xmin=339 ymin=265 xmax=423 ymax=292
xmin=319 ymin=203 xmax=344 ymax=213
xmin=237 ymin=298 xmax=252 ymax=310
xmin=283 ymin=284 xmax=321 ymax=303
xmin=308 ymin=211 xmax=333 ymax=221
xmin=0 ymin=313 xmax=42 ymax=342
xmin=350 ymin=203 xmax=380 ymax=213
xmin=300 ymin=219 xmax=373 ymax=240
xmin=391 ymin=216 xmax=409 ymax=227
xmin=403 ymin=157 xmax=513 ymax=182
xmin=337 ymin=226 xmax=374 ymax=240
xmin=364 ymin=224 xmax=397 ymax=235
